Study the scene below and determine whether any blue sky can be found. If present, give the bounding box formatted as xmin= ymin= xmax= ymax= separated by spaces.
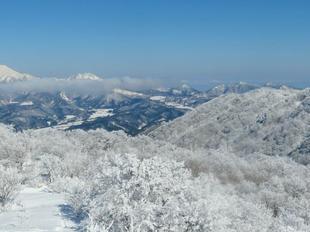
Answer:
xmin=0 ymin=0 xmax=309 ymax=87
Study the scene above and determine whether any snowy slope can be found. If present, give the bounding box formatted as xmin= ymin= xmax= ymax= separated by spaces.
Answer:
xmin=150 ymin=87 xmax=310 ymax=163
xmin=0 ymin=65 xmax=35 ymax=83
xmin=0 ymin=187 xmax=76 ymax=232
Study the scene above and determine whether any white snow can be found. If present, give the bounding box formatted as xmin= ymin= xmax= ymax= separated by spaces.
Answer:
xmin=150 ymin=96 xmax=166 ymax=102
xmin=56 ymin=115 xmax=76 ymax=125
xmin=0 ymin=65 xmax=35 ymax=83
xmin=138 ymin=122 xmax=147 ymax=130
xmin=164 ymin=102 xmax=194 ymax=110
xmin=65 ymin=115 xmax=76 ymax=120
xmin=59 ymin=92 xmax=71 ymax=102
xmin=51 ymin=108 xmax=113 ymax=130
xmin=53 ymin=120 xmax=84 ymax=130
xmin=20 ymin=101 xmax=34 ymax=106
xmin=89 ymin=108 xmax=114 ymax=120
xmin=0 ymin=187 xmax=76 ymax=231
xmin=53 ymin=110 xmax=110 ymax=130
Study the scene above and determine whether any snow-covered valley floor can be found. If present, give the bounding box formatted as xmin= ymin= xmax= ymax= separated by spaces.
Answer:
xmin=0 ymin=187 xmax=77 ymax=232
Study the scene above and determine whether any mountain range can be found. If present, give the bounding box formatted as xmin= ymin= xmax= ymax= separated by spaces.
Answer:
xmin=0 ymin=65 xmax=264 ymax=135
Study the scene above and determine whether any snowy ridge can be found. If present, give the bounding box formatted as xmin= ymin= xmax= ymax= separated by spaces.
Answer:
xmin=59 ymin=91 xmax=72 ymax=102
xmin=89 ymin=108 xmax=114 ymax=120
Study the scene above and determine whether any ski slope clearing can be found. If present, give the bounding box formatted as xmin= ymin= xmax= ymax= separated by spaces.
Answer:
xmin=0 ymin=187 xmax=77 ymax=232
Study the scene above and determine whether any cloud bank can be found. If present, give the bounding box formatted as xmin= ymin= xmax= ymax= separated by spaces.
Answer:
xmin=0 ymin=76 xmax=161 ymax=96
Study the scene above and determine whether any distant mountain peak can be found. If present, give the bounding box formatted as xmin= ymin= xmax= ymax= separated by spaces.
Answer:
xmin=169 ymin=83 xmax=198 ymax=95
xmin=69 ymin=73 xmax=102 ymax=81
xmin=0 ymin=65 xmax=35 ymax=83
xmin=208 ymin=82 xmax=258 ymax=96
xmin=59 ymin=91 xmax=72 ymax=102
xmin=180 ymin=83 xmax=192 ymax=90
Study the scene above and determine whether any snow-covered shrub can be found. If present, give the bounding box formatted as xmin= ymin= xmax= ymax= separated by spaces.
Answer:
xmin=0 ymin=166 xmax=20 ymax=208
xmin=66 ymin=153 xmax=278 ymax=232
xmin=67 ymin=154 xmax=214 ymax=231
xmin=38 ymin=154 xmax=65 ymax=183
xmin=0 ymin=125 xmax=28 ymax=169
xmin=65 ymin=177 xmax=91 ymax=218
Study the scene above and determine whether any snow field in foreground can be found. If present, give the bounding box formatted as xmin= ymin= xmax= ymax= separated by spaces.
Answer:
xmin=0 ymin=187 xmax=76 ymax=232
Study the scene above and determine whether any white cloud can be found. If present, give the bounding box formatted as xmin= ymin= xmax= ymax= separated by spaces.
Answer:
xmin=0 ymin=76 xmax=161 ymax=96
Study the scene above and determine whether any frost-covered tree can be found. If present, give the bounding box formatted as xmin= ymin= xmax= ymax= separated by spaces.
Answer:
xmin=65 ymin=153 xmax=278 ymax=232
xmin=0 ymin=121 xmax=310 ymax=231
xmin=0 ymin=166 xmax=20 ymax=208
xmin=67 ymin=154 xmax=213 ymax=231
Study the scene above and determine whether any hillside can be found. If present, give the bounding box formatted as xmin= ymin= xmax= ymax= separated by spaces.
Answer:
xmin=150 ymin=87 xmax=310 ymax=164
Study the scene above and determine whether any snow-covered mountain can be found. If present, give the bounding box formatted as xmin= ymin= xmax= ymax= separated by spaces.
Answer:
xmin=150 ymin=87 xmax=310 ymax=164
xmin=0 ymin=65 xmax=35 ymax=83
xmin=68 ymin=72 xmax=102 ymax=81
xmin=206 ymin=81 xmax=258 ymax=97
